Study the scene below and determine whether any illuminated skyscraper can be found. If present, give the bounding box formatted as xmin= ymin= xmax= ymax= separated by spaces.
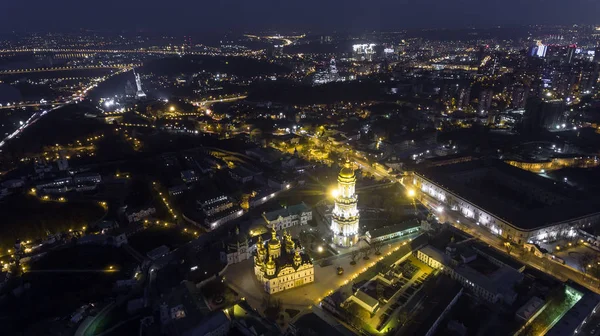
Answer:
xmin=331 ymin=161 xmax=359 ymax=247
xmin=312 ymin=58 xmax=342 ymax=85
xmin=133 ymin=69 xmax=146 ymax=99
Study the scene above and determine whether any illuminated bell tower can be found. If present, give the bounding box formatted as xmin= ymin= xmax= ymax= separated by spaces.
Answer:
xmin=331 ymin=160 xmax=359 ymax=247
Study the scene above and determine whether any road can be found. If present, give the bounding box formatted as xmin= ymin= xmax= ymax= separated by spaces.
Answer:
xmin=0 ymin=66 xmax=132 ymax=151
xmin=416 ymin=190 xmax=600 ymax=293
xmin=189 ymin=95 xmax=247 ymax=106
xmin=0 ymin=64 xmax=138 ymax=75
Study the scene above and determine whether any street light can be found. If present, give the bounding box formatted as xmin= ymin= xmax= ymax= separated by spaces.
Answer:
xmin=407 ymin=189 xmax=415 ymax=197
xmin=331 ymin=189 xmax=339 ymax=198
xmin=318 ymin=246 xmax=324 ymax=253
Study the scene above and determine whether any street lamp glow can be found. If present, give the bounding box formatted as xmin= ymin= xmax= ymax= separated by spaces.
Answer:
xmin=318 ymin=246 xmax=324 ymax=253
xmin=407 ymin=189 xmax=415 ymax=197
xmin=436 ymin=206 xmax=444 ymax=213
xmin=331 ymin=189 xmax=339 ymax=198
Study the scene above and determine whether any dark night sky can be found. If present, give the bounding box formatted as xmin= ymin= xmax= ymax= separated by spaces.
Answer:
xmin=1 ymin=0 xmax=598 ymax=33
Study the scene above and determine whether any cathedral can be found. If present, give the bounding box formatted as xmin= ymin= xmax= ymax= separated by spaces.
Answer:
xmin=331 ymin=161 xmax=360 ymax=247
xmin=253 ymin=229 xmax=314 ymax=294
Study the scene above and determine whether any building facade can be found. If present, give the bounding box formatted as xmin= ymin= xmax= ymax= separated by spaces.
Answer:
xmin=365 ymin=219 xmax=421 ymax=244
xmin=417 ymin=245 xmax=523 ymax=304
xmin=411 ymin=162 xmax=600 ymax=244
xmin=254 ymin=229 xmax=314 ymax=294
xmin=262 ymin=203 xmax=312 ymax=231
xmin=220 ymin=227 xmax=251 ymax=265
xmin=330 ymin=161 xmax=360 ymax=247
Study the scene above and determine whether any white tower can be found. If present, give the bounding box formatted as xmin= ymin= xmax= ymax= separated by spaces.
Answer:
xmin=331 ymin=160 xmax=359 ymax=247
xmin=133 ymin=69 xmax=146 ymax=99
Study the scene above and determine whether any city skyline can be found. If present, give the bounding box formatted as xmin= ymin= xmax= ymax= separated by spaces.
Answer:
xmin=2 ymin=15 xmax=600 ymax=336
xmin=1 ymin=0 xmax=600 ymax=33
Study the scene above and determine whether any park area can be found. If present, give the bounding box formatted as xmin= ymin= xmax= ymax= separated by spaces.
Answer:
xmin=0 ymin=193 xmax=106 ymax=250
xmin=127 ymin=225 xmax=194 ymax=255
xmin=521 ymin=285 xmax=583 ymax=336
xmin=0 ymin=244 xmax=136 ymax=335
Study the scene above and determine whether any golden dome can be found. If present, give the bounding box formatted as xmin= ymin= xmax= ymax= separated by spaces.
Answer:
xmin=257 ymin=244 xmax=266 ymax=255
xmin=293 ymin=251 xmax=302 ymax=265
xmin=268 ymin=228 xmax=280 ymax=247
xmin=286 ymin=236 xmax=295 ymax=250
xmin=266 ymin=255 xmax=276 ymax=269
xmin=339 ymin=160 xmax=354 ymax=179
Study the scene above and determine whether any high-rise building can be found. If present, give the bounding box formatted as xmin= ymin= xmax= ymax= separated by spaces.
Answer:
xmin=510 ymin=86 xmax=528 ymax=109
xmin=566 ymin=45 xmax=577 ymax=64
xmin=477 ymin=45 xmax=488 ymax=62
xmin=312 ymin=58 xmax=342 ymax=86
xmin=479 ymin=89 xmax=493 ymax=113
xmin=523 ymin=97 xmax=566 ymax=131
xmin=580 ymin=63 xmax=599 ymax=94
xmin=530 ymin=40 xmax=548 ymax=58
xmin=458 ymin=87 xmax=471 ymax=109
xmin=270 ymin=44 xmax=284 ymax=57
xmin=353 ymin=44 xmax=376 ymax=61
xmin=330 ymin=161 xmax=360 ymax=247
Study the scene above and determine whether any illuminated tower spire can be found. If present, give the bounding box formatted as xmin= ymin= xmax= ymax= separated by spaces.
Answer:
xmin=133 ymin=69 xmax=146 ymax=99
xmin=331 ymin=160 xmax=359 ymax=247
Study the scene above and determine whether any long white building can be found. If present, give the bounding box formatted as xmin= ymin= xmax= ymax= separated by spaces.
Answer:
xmin=410 ymin=159 xmax=600 ymax=244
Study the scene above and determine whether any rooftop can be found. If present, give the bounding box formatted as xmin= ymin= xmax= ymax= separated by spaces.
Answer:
xmin=366 ymin=219 xmax=420 ymax=239
xmin=291 ymin=309 xmax=355 ymax=336
xmin=262 ymin=202 xmax=311 ymax=222
xmin=415 ymin=159 xmax=600 ymax=230
xmin=400 ymin=275 xmax=463 ymax=336
xmin=164 ymin=281 xmax=212 ymax=335
xmin=353 ymin=289 xmax=379 ymax=308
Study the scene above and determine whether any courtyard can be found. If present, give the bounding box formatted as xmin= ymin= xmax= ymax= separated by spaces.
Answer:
xmin=223 ymin=233 xmax=421 ymax=328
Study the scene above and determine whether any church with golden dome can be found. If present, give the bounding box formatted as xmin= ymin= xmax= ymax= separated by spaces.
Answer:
xmin=253 ymin=228 xmax=314 ymax=294
xmin=331 ymin=160 xmax=360 ymax=247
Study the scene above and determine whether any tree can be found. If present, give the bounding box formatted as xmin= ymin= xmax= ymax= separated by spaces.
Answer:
xmin=503 ymin=242 xmax=513 ymax=254
xmin=362 ymin=247 xmax=372 ymax=260
xmin=346 ymin=303 xmax=369 ymax=327
xmin=350 ymin=250 xmax=360 ymax=265
xmin=578 ymin=252 xmax=595 ymax=273
xmin=373 ymin=242 xmax=383 ymax=255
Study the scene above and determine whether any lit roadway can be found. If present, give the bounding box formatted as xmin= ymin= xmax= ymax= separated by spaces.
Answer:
xmin=0 ymin=67 xmax=133 ymax=151
xmin=189 ymin=95 xmax=247 ymax=106
xmin=296 ymin=132 xmax=600 ymax=294
xmin=0 ymin=48 xmax=264 ymax=58
xmin=0 ymin=101 xmax=65 ymax=109
xmin=0 ymin=64 xmax=139 ymax=75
